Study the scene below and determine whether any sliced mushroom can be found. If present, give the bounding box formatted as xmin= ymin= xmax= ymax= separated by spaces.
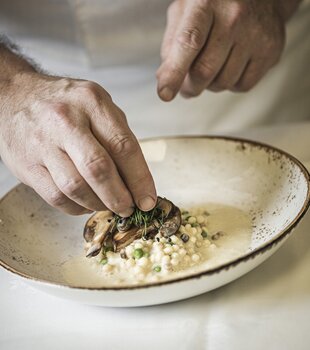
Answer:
xmin=84 ymin=211 xmax=114 ymax=257
xmin=112 ymin=227 xmax=141 ymax=252
xmin=83 ymin=211 xmax=113 ymax=243
xmin=159 ymin=206 xmax=181 ymax=237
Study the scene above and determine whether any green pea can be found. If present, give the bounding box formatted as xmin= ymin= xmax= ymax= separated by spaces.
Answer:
xmin=201 ymin=230 xmax=208 ymax=239
xmin=133 ymin=248 xmax=144 ymax=259
xmin=100 ymin=258 xmax=108 ymax=265
xmin=153 ymin=266 xmax=161 ymax=272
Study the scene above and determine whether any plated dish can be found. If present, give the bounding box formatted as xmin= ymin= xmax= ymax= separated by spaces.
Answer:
xmin=77 ymin=199 xmax=252 ymax=286
xmin=0 ymin=136 xmax=309 ymax=307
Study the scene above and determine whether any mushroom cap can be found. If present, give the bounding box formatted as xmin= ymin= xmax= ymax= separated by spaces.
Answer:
xmin=157 ymin=197 xmax=173 ymax=217
xmin=83 ymin=211 xmax=113 ymax=242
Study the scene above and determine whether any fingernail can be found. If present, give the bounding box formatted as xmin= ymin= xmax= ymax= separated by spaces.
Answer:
xmin=159 ymin=87 xmax=174 ymax=101
xmin=138 ymin=196 xmax=156 ymax=211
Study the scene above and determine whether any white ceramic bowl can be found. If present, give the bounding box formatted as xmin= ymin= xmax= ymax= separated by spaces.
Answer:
xmin=0 ymin=136 xmax=309 ymax=307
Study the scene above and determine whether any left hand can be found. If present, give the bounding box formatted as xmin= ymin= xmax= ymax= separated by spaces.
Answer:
xmin=157 ymin=0 xmax=297 ymax=100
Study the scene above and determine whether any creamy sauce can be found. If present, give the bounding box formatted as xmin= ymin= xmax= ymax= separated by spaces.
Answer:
xmin=62 ymin=204 xmax=252 ymax=287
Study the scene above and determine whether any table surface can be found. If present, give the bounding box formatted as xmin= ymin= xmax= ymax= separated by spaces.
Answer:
xmin=0 ymin=122 xmax=310 ymax=350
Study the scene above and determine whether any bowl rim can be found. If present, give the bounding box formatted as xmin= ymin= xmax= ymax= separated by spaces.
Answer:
xmin=0 ymin=135 xmax=309 ymax=291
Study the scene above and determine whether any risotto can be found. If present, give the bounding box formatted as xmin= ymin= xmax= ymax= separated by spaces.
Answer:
xmin=62 ymin=200 xmax=252 ymax=287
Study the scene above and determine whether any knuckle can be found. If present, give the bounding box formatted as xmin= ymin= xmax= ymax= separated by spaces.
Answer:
xmin=109 ymin=134 xmax=139 ymax=158
xmin=115 ymin=107 xmax=128 ymax=123
xmin=60 ymin=177 xmax=84 ymax=198
xmin=228 ymin=1 xmax=248 ymax=23
xmin=108 ymin=197 xmax=132 ymax=214
xmin=49 ymin=190 xmax=68 ymax=208
xmin=50 ymin=102 xmax=69 ymax=118
xmin=80 ymin=80 xmax=101 ymax=93
xmin=177 ymin=27 xmax=205 ymax=51
xmin=59 ymin=77 xmax=75 ymax=91
xmin=84 ymin=154 xmax=112 ymax=181
xmin=49 ymin=103 xmax=75 ymax=129
xmin=76 ymin=81 xmax=109 ymax=103
xmin=129 ymin=172 xmax=154 ymax=191
xmin=191 ymin=60 xmax=216 ymax=81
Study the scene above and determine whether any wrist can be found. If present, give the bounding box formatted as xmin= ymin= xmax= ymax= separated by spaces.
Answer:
xmin=0 ymin=45 xmax=37 ymax=80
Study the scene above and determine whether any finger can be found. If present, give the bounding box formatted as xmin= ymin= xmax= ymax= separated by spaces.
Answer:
xmin=90 ymin=105 xmax=157 ymax=212
xmin=180 ymin=20 xmax=233 ymax=97
xmin=25 ymin=165 xmax=91 ymax=215
xmin=160 ymin=1 xmax=183 ymax=61
xmin=207 ymin=44 xmax=250 ymax=92
xmin=44 ymin=148 xmax=107 ymax=212
xmin=232 ymin=58 xmax=269 ymax=92
xmin=157 ymin=2 xmax=213 ymax=101
xmin=64 ymin=129 xmax=135 ymax=217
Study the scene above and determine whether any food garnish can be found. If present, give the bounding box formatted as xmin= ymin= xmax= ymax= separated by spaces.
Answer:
xmin=84 ymin=197 xmax=181 ymax=258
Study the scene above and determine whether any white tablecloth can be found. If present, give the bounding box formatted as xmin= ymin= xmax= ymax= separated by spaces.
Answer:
xmin=0 ymin=122 xmax=309 ymax=350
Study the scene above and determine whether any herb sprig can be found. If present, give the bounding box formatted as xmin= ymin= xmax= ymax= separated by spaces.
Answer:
xmin=114 ymin=201 xmax=166 ymax=238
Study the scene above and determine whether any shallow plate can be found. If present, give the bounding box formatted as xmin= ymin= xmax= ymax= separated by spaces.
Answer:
xmin=0 ymin=136 xmax=309 ymax=307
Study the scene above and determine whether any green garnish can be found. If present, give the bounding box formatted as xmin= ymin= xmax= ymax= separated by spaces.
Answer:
xmin=191 ymin=223 xmax=200 ymax=227
xmin=114 ymin=201 xmax=166 ymax=238
xmin=144 ymin=252 xmax=150 ymax=258
xmin=181 ymin=210 xmax=189 ymax=215
xmin=201 ymin=230 xmax=208 ymax=238
xmin=100 ymin=258 xmax=108 ymax=265
xmin=103 ymin=246 xmax=113 ymax=253
xmin=153 ymin=266 xmax=161 ymax=272
xmin=133 ymin=248 xmax=144 ymax=259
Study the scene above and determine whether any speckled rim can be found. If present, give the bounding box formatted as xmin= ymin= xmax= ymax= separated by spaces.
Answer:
xmin=0 ymin=135 xmax=309 ymax=291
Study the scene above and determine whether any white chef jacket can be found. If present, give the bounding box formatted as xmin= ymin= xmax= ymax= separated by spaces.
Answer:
xmin=0 ymin=0 xmax=309 ymax=138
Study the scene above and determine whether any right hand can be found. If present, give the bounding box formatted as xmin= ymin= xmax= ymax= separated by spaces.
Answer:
xmin=0 ymin=72 xmax=157 ymax=216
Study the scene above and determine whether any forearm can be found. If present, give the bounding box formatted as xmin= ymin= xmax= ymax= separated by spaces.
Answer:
xmin=0 ymin=36 xmax=47 ymax=116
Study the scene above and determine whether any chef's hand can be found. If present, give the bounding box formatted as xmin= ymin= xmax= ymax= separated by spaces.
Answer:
xmin=157 ymin=0 xmax=301 ymax=100
xmin=0 ymin=71 xmax=157 ymax=216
